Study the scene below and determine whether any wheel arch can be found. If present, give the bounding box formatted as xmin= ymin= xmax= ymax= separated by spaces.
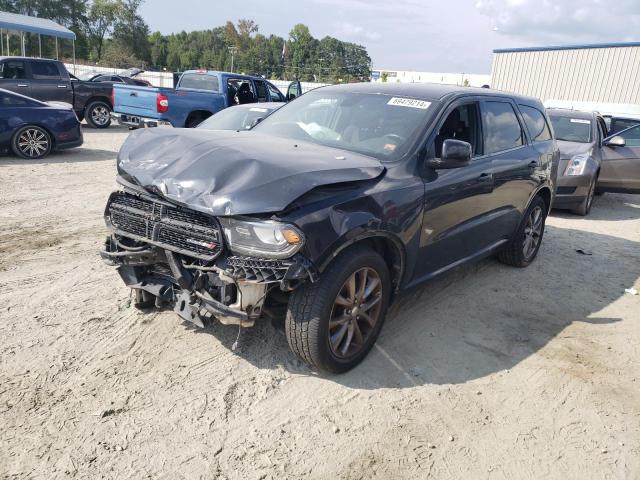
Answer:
xmin=532 ymin=185 xmax=552 ymax=214
xmin=84 ymin=96 xmax=112 ymax=111
xmin=316 ymin=232 xmax=406 ymax=293
xmin=12 ymin=123 xmax=56 ymax=146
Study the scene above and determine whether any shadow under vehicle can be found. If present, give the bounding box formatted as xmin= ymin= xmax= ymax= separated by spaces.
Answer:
xmin=100 ymin=83 xmax=557 ymax=373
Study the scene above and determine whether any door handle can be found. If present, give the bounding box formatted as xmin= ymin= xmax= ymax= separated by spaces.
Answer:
xmin=528 ymin=160 xmax=539 ymax=169
xmin=17 ymin=84 xmax=28 ymax=87
xmin=130 ymin=92 xmax=137 ymax=97
xmin=57 ymin=85 xmax=67 ymax=88
xmin=478 ymin=172 xmax=493 ymax=182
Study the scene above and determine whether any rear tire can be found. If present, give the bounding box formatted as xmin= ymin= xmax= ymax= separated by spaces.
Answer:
xmin=285 ymin=246 xmax=391 ymax=373
xmin=498 ymin=195 xmax=547 ymax=268
xmin=11 ymin=125 xmax=52 ymax=159
xmin=85 ymin=101 xmax=111 ymax=129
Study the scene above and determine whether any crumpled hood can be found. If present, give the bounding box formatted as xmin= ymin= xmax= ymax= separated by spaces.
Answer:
xmin=557 ymin=140 xmax=593 ymax=160
xmin=117 ymin=128 xmax=385 ymax=216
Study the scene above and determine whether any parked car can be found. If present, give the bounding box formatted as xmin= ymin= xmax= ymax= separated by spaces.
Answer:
xmin=76 ymin=68 xmax=151 ymax=87
xmin=0 ymin=56 xmax=114 ymax=129
xmin=196 ymin=102 xmax=284 ymax=130
xmin=111 ymin=70 xmax=298 ymax=128
xmin=547 ymin=108 xmax=609 ymax=215
xmin=101 ymin=83 xmax=556 ymax=373
xmin=0 ymin=88 xmax=83 ymax=159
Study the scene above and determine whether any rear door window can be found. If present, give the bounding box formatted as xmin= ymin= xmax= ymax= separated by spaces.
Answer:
xmin=481 ymin=101 xmax=524 ymax=155
xmin=31 ymin=61 xmax=62 ymax=80
xmin=518 ymin=105 xmax=552 ymax=142
xmin=1 ymin=61 xmax=27 ymax=79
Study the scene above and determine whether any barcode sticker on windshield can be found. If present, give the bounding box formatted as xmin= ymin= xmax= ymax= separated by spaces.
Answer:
xmin=387 ymin=97 xmax=431 ymax=109
xmin=570 ymin=118 xmax=590 ymax=124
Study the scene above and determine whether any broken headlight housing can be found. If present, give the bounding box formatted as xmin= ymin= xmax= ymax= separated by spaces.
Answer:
xmin=219 ymin=218 xmax=304 ymax=259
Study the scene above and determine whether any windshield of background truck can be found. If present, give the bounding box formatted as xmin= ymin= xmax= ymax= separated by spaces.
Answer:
xmin=197 ymin=106 xmax=276 ymax=130
xmin=549 ymin=115 xmax=592 ymax=143
xmin=254 ymin=90 xmax=434 ymax=161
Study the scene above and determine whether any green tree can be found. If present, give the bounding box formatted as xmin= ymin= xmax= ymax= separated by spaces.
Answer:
xmin=86 ymin=0 xmax=121 ymax=61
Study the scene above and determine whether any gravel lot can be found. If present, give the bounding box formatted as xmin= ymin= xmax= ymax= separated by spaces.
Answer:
xmin=1 ymin=126 xmax=639 ymax=480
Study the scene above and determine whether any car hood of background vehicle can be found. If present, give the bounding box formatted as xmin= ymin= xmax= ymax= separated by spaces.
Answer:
xmin=117 ymin=128 xmax=385 ymax=216
xmin=557 ymin=140 xmax=594 ymax=160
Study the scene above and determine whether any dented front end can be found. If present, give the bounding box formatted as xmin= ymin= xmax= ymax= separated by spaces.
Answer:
xmin=100 ymin=188 xmax=316 ymax=328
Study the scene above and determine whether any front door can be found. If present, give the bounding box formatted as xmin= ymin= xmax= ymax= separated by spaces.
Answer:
xmin=413 ymin=100 xmax=497 ymax=282
xmin=0 ymin=59 xmax=31 ymax=96
xmin=599 ymin=124 xmax=640 ymax=193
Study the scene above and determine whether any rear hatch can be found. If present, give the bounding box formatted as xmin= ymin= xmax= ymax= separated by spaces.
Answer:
xmin=113 ymin=84 xmax=162 ymax=118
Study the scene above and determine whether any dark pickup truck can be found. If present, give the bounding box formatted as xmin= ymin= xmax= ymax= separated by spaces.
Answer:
xmin=0 ymin=56 xmax=114 ymax=128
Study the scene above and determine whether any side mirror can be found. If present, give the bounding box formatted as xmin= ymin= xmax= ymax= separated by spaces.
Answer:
xmin=286 ymin=80 xmax=301 ymax=101
xmin=604 ymin=135 xmax=626 ymax=147
xmin=428 ymin=139 xmax=472 ymax=169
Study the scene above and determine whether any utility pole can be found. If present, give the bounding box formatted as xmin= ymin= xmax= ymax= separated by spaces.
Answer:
xmin=228 ymin=46 xmax=237 ymax=73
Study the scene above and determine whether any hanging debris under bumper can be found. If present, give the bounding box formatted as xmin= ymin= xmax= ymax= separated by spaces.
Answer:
xmin=100 ymin=233 xmax=317 ymax=328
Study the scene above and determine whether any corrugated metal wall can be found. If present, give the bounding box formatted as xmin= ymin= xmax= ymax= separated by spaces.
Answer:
xmin=491 ymin=46 xmax=640 ymax=103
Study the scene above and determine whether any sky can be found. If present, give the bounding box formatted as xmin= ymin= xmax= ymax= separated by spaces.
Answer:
xmin=140 ymin=0 xmax=640 ymax=74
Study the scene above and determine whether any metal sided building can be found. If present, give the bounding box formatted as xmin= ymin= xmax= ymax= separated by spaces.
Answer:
xmin=491 ymin=42 xmax=640 ymax=104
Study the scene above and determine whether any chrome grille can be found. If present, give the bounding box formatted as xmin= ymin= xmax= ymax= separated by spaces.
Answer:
xmin=107 ymin=191 xmax=222 ymax=260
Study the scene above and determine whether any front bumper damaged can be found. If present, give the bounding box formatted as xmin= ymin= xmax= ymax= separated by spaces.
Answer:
xmin=101 ymin=234 xmax=316 ymax=328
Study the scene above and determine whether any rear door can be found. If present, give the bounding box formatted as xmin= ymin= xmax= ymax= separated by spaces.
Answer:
xmin=0 ymin=59 xmax=31 ymax=96
xmin=480 ymin=99 xmax=542 ymax=236
xmin=599 ymin=124 xmax=640 ymax=193
xmin=29 ymin=60 xmax=73 ymax=103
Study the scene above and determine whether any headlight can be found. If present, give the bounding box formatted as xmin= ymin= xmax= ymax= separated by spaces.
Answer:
xmin=219 ymin=218 xmax=304 ymax=259
xmin=564 ymin=154 xmax=588 ymax=176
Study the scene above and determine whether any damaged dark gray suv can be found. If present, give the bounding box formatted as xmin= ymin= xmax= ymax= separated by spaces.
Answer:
xmin=101 ymin=83 xmax=556 ymax=373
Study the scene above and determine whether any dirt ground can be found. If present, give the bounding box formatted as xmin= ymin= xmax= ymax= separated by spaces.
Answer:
xmin=1 ymin=126 xmax=639 ymax=480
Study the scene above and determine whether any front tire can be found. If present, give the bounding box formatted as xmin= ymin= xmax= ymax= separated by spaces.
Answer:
xmin=85 ymin=101 xmax=111 ymax=129
xmin=572 ymin=176 xmax=596 ymax=216
xmin=11 ymin=126 xmax=52 ymax=159
xmin=286 ymin=247 xmax=391 ymax=373
xmin=498 ymin=195 xmax=547 ymax=268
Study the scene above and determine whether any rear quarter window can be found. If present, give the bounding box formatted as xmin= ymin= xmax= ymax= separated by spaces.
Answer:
xmin=179 ymin=74 xmax=219 ymax=91
xmin=519 ymin=105 xmax=552 ymax=142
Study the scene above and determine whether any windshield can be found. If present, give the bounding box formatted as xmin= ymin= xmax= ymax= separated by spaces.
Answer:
xmin=549 ymin=115 xmax=592 ymax=143
xmin=254 ymin=90 xmax=434 ymax=161
xmin=198 ymin=106 xmax=276 ymax=131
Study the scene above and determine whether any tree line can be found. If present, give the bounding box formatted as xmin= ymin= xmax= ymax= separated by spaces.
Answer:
xmin=0 ymin=0 xmax=372 ymax=82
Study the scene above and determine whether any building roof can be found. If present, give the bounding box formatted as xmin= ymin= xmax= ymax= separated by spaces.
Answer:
xmin=494 ymin=42 xmax=640 ymax=54
xmin=0 ymin=11 xmax=76 ymax=40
